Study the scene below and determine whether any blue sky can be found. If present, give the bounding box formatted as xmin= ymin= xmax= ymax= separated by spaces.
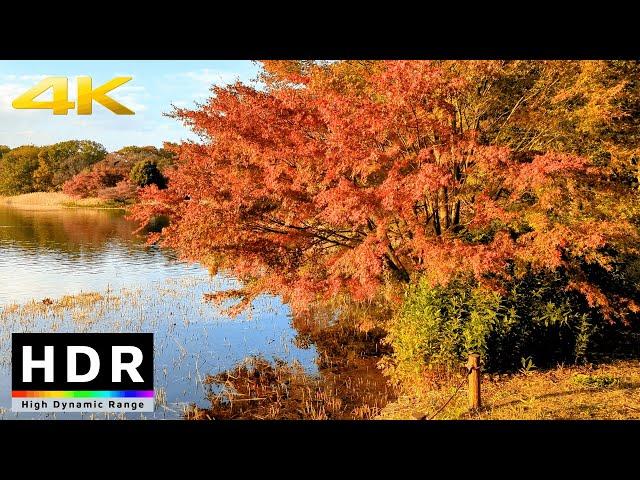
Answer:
xmin=0 ymin=61 xmax=260 ymax=151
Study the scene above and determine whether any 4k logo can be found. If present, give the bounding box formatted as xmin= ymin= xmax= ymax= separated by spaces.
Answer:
xmin=12 ymin=76 xmax=135 ymax=115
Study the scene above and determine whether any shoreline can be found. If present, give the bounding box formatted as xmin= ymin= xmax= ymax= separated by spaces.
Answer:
xmin=0 ymin=192 xmax=127 ymax=211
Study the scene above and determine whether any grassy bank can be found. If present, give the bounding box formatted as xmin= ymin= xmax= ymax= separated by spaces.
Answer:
xmin=0 ymin=192 xmax=124 ymax=210
xmin=378 ymin=359 xmax=640 ymax=420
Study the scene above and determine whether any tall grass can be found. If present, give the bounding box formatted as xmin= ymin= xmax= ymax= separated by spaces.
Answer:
xmin=0 ymin=192 xmax=118 ymax=209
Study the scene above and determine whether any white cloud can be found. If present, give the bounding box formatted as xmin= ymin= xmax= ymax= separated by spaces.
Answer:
xmin=163 ymin=69 xmax=241 ymax=102
xmin=166 ymin=69 xmax=237 ymax=85
xmin=18 ymin=74 xmax=49 ymax=82
xmin=0 ymin=83 xmax=25 ymax=111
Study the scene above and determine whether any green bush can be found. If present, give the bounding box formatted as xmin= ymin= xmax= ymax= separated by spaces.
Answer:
xmin=129 ymin=159 xmax=167 ymax=188
xmin=383 ymin=272 xmax=600 ymax=390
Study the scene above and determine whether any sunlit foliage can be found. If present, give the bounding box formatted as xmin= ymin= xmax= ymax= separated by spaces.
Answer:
xmin=132 ymin=61 xmax=640 ymax=329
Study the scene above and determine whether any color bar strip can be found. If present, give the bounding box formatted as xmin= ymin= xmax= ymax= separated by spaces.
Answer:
xmin=12 ymin=390 xmax=154 ymax=398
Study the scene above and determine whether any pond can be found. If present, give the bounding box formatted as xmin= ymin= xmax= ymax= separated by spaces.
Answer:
xmin=0 ymin=206 xmax=319 ymax=419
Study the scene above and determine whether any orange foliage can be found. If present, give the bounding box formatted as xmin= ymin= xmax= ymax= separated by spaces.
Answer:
xmin=131 ymin=61 xmax=640 ymax=319
xmin=62 ymin=164 xmax=128 ymax=198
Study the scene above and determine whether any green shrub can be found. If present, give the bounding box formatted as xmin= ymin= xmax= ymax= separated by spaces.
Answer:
xmin=383 ymin=272 xmax=600 ymax=390
xmin=129 ymin=159 xmax=167 ymax=188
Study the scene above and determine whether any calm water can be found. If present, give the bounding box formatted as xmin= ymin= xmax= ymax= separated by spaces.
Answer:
xmin=0 ymin=206 xmax=318 ymax=419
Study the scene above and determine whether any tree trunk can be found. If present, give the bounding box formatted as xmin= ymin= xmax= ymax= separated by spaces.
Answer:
xmin=438 ymin=187 xmax=449 ymax=231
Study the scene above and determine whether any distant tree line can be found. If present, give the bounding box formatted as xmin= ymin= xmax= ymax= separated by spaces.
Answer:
xmin=0 ymin=141 xmax=172 ymax=203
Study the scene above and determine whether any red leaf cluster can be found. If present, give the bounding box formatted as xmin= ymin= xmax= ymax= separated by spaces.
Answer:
xmin=63 ymin=162 xmax=131 ymax=199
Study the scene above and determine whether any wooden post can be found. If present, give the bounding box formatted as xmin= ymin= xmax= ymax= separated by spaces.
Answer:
xmin=467 ymin=353 xmax=481 ymax=411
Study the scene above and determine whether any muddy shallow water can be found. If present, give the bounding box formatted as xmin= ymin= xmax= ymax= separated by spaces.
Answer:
xmin=0 ymin=206 xmax=320 ymax=419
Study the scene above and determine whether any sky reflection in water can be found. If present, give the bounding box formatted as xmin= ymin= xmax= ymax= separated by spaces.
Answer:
xmin=0 ymin=207 xmax=317 ymax=419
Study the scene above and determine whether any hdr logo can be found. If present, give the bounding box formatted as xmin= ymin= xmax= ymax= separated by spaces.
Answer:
xmin=11 ymin=333 xmax=154 ymax=413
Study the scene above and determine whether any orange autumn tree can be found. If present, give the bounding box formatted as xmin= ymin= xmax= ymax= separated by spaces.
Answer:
xmin=131 ymin=60 xmax=640 ymax=321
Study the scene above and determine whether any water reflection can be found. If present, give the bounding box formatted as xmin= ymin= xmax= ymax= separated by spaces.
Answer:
xmin=0 ymin=206 xmax=318 ymax=419
xmin=0 ymin=207 xmax=202 ymax=305
xmin=0 ymin=207 xmax=135 ymax=249
xmin=0 ymin=276 xmax=318 ymax=419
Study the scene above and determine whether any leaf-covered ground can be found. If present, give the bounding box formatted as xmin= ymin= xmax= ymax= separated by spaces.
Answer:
xmin=378 ymin=359 xmax=640 ymax=420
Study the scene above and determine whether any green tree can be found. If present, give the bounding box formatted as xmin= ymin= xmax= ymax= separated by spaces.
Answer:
xmin=129 ymin=159 xmax=167 ymax=188
xmin=0 ymin=146 xmax=42 ymax=195
xmin=116 ymin=145 xmax=174 ymax=170
xmin=34 ymin=140 xmax=106 ymax=191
